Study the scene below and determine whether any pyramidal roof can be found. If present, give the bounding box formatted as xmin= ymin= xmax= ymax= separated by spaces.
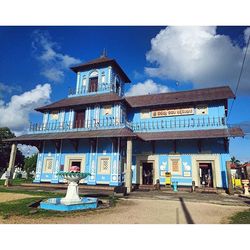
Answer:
xmin=70 ymin=56 xmax=131 ymax=83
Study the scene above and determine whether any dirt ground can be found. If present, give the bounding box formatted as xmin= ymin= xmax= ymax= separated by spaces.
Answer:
xmin=0 ymin=197 xmax=248 ymax=224
xmin=0 ymin=192 xmax=38 ymax=203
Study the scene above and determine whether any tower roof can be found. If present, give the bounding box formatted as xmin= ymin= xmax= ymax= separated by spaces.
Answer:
xmin=70 ymin=56 xmax=131 ymax=83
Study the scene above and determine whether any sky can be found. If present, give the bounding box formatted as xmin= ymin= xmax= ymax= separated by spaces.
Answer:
xmin=0 ymin=26 xmax=249 ymax=160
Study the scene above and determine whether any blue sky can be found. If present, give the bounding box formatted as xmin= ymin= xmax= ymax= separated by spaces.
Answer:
xmin=0 ymin=26 xmax=249 ymax=160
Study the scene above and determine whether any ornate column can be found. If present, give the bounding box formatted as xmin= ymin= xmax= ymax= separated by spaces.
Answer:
xmin=4 ymin=143 xmax=17 ymax=187
xmin=125 ymin=138 xmax=132 ymax=193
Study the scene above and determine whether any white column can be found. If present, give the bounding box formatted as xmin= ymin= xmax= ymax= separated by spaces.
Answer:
xmin=125 ymin=138 xmax=133 ymax=193
xmin=4 ymin=143 xmax=17 ymax=186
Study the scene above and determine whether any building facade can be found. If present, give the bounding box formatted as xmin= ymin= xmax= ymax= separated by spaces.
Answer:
xmin=6 ymin=56 xmax=244 ymax=191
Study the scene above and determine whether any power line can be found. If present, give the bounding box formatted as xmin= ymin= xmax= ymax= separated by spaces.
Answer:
xmin=228 ymin=33 xmax=250 ymax=119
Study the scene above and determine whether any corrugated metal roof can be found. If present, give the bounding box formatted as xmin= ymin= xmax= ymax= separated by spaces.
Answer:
xmin=35 ymin=92 xmax=123 ymax=112
xmin=4 ymin=128 xmax=136 ymax=142
xmin=125 ymin=86 xmax=235 ymax=108
xmin=137 ymin=127 xmax=244 ymax=141
xmin=4 ymin=127 xmax=243 ymax=143
xmin=36 ymin=86 xmax=234 ymax=112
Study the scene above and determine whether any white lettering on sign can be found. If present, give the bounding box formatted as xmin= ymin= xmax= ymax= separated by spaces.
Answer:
xmin=152 ymin=107 xmax=194 ymax=117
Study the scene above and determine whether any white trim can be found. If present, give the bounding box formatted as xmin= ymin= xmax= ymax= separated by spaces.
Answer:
xmin=191 ymin=154 xmax=221 ymax=187
xmin=108 ymin=66 xmax=111 ymax=84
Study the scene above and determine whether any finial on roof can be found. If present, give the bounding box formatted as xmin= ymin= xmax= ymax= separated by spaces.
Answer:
xmin=100 ymin=48 xmax=107 ymax=58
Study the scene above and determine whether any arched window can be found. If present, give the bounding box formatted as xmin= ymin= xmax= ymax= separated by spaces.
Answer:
xmin=89 ymin=70 xmax=99 ymax=92
xmin=82 ymin=77 xmax=87 ymax=93
xmin=115 ymin=75 xmax=121 ymax=94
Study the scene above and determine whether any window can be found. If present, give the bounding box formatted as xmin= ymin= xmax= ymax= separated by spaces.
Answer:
xmin=65 ymin=155 xmax=85 ymax=172
xmin=103 ymin=105 xmax=112 ymax=115
xmin=98 ymin=157 xmax=111 ymax=174
xmin=140 ymin=109 xmax=151 ymax=119
xmin=51 ymin=111 xmax=59 ymax=120
xmin=70 ymin=160 xmax=81 ymax=168
xmin=89 ymin=70 xmax=98 ymax=78
xmin=44 ymin=158 xmax=53 ymax=173
xmin=82 ymin=77 xmax=86 ymax=86
xmin=196 ymin=105 xmax=208 ymax=115
xmin=101 ymin=73 xmax=105 ymax=83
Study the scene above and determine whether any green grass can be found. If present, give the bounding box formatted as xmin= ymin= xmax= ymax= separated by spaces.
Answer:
xmin=229 ymin=209 xmax=250 ymax=224
xmin=0 ymin=187 xmax=66 ymax=219
xmin=0 ymin=178 xmax=33 ymax=186
xmin=0 ymin=186 xmax=115 ymax=220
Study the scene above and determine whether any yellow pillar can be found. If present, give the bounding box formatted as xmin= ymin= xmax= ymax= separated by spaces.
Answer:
xmin=4 ymin=143 xmax=17 ymax=187
xmin=125 ymin=138 xmax=132 ymax=193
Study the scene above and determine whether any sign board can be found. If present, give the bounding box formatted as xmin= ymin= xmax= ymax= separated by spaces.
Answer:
xmin=165 ymin=172 xmax=171 ymax=185
xmin=152 ymin=107 xmax=194 ymax=118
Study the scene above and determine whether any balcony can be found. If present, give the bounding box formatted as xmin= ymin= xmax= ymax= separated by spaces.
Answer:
xmin=68 ymin=82 xmax=119 ymax=97
xmin=129 ymin=116 xmax=227 ymax=132
xmin=29 ymin=116 xmax=227 ymax=134
xmin=29 ymin=117 xmax=127 ymax=134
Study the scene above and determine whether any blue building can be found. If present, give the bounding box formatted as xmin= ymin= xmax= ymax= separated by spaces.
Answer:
xmin=6 ymin=55 xmax=244 ymax=191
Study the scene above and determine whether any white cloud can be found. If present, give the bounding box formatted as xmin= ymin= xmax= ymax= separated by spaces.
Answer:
xmin=32 ymin=30 xmax=81 ymax=82
xmin=0 ymin=82 xmax=22 ymax=97
xmin=125 ymin=79 xmax=172 ymax=96
xmin=0 ymin=83 xmax=51 ymax=133
xmin=17 ymin=144 xmax=39 ymax=157
xmin=145 ymin=26 xmax=250 ymax=94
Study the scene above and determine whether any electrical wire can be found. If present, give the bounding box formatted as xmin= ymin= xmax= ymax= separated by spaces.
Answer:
xmin=228 ymin=33 xmax=250 ymax=119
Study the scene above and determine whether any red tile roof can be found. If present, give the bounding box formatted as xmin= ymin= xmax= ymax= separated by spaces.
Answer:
xmin=125 ymin=86 xmax=235 ymax=108
xmin=70 ymin=56 xmax=131 ymax=83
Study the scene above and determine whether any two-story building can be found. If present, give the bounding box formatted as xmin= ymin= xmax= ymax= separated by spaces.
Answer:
xmin=5 ymin=55 xmax=244 ymax=192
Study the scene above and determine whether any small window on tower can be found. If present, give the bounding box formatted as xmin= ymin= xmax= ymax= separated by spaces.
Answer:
xmin=82 ymin=77 xmax=86 ymax=86
xmin=196 ymin=105 xmax=208 ymax=115
xmin=51 ymin=111 xmax=59 ymax=120
xmin=103 ymin=105 xmax=112 ymax=115
xmin=141 ymin=109 xmax=151 ymax=119
xmin=101 ymin=73 xmax=105 ymax=83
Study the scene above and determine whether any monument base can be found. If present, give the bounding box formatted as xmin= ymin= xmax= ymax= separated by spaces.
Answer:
xmin=40 ymin=197 xmax=98 ymax=212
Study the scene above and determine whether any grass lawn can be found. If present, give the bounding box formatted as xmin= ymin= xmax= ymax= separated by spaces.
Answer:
xmin=229 ymin=209 xmax=250 ymax=224
xmin=0 ymin=187 xmax=115 ymax=221
xmin=0 ymin=178 xmax=33 ymax=186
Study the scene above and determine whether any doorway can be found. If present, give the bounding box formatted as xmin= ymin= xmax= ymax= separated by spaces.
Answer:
xmin=89 ymin=77 xmax=98 ymax=92
xmin=74 ymin=110 xmax=85 ymax=128
xmin=199 ymin=162 xmax=213 ymax=187
xmin=142 ymin=162 xmax=153 ymax=185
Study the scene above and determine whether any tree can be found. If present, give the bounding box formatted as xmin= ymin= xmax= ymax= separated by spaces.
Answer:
xmin=24 ymin=154 xmax=38 ymax=177
xmin=230 ymin=156 xmax=241 ymax=167
xmin=0 ymin=127 xmax=24 ymax=174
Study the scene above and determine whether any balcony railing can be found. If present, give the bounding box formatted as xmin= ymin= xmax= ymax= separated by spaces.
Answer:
xmin=29 ymin=116 xmax=227 ymax=134
xmin=29 ymin=117 xmax=126 ymax=133
xmin=129 ymin=116 xmax=227 ymax=132
xmin=68 ymin=83 xmax=118 ymax=96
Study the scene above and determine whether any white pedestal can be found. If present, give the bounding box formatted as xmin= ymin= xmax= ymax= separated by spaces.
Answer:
xmin=61 ymin=181 xmax=82 ymax=205
xmin=243 ymin=184 xmax=250 ymax=196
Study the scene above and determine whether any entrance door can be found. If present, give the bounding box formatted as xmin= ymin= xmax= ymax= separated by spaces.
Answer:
xmin=89 ymin=77 xmax=98 ymax=92
xmin=74 ymin=110 xmax=85 ymax=128
xmin=199 ymin=163 xmax=213 ymax=187
xmin=142 ymin=162 xmax=153 ymax=185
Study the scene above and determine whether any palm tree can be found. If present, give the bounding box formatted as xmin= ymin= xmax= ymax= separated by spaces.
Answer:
xmin=230 ymin=156 xmax=240 ymax=167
